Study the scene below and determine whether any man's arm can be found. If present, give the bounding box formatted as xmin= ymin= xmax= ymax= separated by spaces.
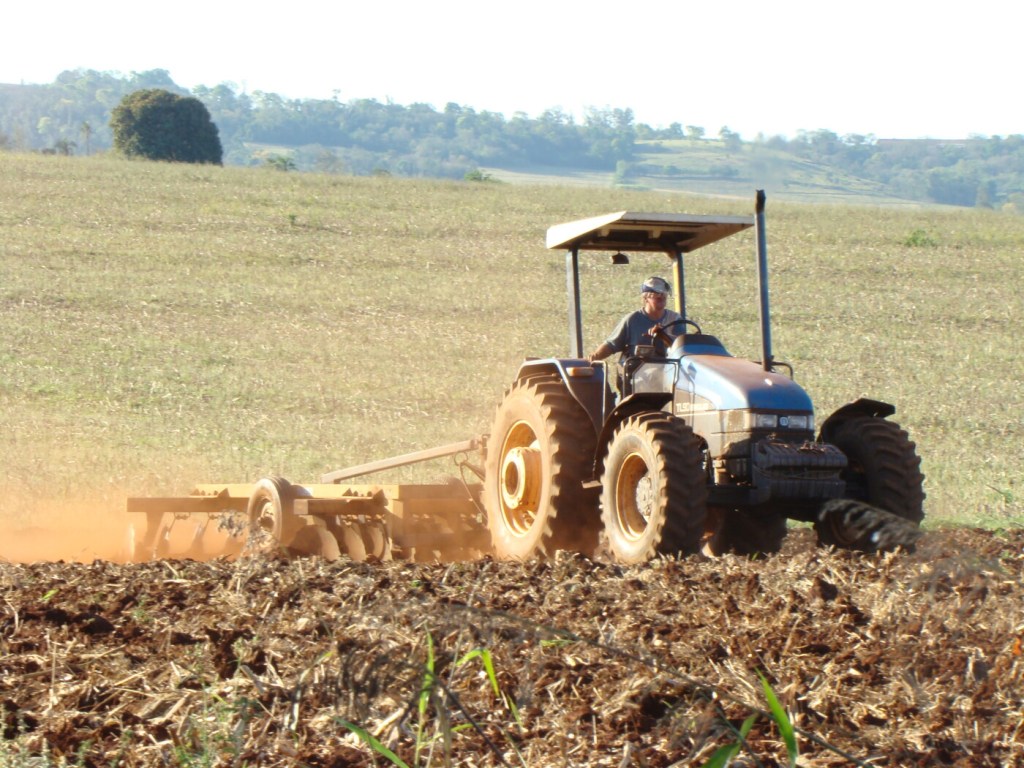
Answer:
xmin=588 ymin=342 xmax=615 ymax=362
xmin=588 ymin=312 xmax=632 ymax=362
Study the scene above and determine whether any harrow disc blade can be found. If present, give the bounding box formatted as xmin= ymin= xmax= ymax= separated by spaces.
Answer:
xmin=335 ymin=524 xmax=368 ymax=562
xmin=289 ymin=525 xmax=342 ymax=560
xmin=127 ymin=513 xmax=246 ymax=562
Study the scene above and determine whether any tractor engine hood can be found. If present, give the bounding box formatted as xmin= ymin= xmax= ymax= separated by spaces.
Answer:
xmin=676 ymin=353 xmax=813 ymax=413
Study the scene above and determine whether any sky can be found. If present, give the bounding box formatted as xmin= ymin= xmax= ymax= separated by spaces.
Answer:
xmin=2 ymin=0 xmax=1018 ymax=140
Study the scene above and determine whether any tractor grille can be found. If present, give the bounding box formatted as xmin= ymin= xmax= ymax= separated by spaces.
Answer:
xmin=751 ymin=439 xmax=847 ymax=500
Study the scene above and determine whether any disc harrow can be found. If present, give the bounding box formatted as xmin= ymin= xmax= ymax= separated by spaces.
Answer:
xmin=126 ymin=439 xmax=490 ymax=562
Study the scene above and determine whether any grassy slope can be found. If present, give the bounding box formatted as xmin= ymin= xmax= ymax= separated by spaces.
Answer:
xmin=487 ymin=138 xmax=926 ymax=207
xmin=1 ymin=152 xmax=1021 ymax=528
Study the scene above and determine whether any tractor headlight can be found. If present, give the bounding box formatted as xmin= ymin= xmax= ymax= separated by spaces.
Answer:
xmin=781 ymin=414 xmax=813 ymax=430
xmin=750 ymin=413 xmax=814 ymax=430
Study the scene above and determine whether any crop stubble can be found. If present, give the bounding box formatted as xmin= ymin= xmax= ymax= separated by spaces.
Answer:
xmin=1 ymin=527 xmax=1021 ymax=766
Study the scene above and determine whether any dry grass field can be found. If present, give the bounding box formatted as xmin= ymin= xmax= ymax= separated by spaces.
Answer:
xmin=1 ymin=152 xmax=1021 ymax=540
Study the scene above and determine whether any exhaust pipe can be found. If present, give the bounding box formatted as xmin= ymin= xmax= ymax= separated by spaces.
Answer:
xmin=754 ymin=190 xmax=773 ymax=372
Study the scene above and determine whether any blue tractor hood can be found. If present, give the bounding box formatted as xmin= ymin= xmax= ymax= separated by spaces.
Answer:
xmin=677 ymin=352 xmax=813 ymax=412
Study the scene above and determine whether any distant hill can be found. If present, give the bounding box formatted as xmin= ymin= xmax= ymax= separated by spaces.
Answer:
xmin=484 ymin=139 xmax=923 ymax=207
xmin=2 ymin=69 xmax=1023 ymax=211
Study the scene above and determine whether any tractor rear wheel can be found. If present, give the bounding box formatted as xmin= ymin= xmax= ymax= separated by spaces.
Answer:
xmin=816 ymin=416 xmax=925 ymax=549
xmin=484 ymin=376 xmax=598 ymax=560
xmin=600 ymin=413 xmax=708 ymax=563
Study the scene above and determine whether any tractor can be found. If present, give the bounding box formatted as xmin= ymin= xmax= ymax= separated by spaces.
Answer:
xmin=128 ymin=192 xmax=924 ymax=564
xmin=482 ymin=191 xmax=925 ymax=562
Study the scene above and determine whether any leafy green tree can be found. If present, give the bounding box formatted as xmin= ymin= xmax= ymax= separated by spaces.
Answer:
xmin=192 ymin=84 xmax=253 ymax=157
xmin=975 ymin=178 xmax=996 ymax=208
xmin=264 ymin=154 xmax=296 ymax=171
xmin=1003 ymin=192 xmax=1024 ymax=214
xmin=927 ymin=167 xmax=977 ymax=206
xmin=719 ymin=126 xmax=742 ymax=152
xmin=80 ymin=121 xmax=93 ymax=155
xmin=111 ymin=89 xmax=222 ymax=164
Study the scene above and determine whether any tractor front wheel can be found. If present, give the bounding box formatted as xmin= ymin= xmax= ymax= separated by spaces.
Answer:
xmin=816 ymin=416 xmax=925 ymax=549
xmin=600 ymin=413 xmax=708 ymax=563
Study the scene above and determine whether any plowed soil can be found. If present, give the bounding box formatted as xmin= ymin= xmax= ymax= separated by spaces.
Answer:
xmin=1 ymin=527 xmax=1022 ymax=767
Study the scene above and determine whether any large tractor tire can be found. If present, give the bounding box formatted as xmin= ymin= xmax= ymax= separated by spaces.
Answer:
xmin=816 ymin=498 xmax=924 ymax=553
xmin=483 ymin=376 xmax=598 ymax=560
xmin=600 ymin=413 xmax=708 ymax=563
xmin=816 ymin=416 xmax=925 ymax=550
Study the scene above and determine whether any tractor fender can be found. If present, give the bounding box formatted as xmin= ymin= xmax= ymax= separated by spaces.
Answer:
xmin=592 ymin=393 xmax=675 ymax=478
xmin=512 ymin=359 xmax=674 ymax=480
xmin=513 ymin=358 xmax=610 ymax=438
xmin=818 ymin=397 xmax=896 ymax=443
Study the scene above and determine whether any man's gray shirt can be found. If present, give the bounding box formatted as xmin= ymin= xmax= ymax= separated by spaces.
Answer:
xmin=605 ymin=309 xmax=683 ymax=359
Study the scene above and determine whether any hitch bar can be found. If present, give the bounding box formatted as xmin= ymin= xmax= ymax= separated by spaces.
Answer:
xmin=320 ymin=437 xmax=484 ymax=484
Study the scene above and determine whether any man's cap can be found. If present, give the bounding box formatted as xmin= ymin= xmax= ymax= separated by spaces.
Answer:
xmin=641 ymin=276 xmax=672 ymax=295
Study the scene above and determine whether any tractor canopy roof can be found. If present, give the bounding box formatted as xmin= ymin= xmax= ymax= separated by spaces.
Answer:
xmin=546 ymin=211 xmax=753 ymax=254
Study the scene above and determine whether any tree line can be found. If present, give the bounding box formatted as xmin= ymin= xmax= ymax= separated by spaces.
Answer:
xmin=2 ymin=68 xmax=1022 ymax=210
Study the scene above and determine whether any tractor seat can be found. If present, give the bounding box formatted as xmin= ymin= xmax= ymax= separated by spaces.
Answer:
xmin=670 ymin=333 xmax=730 ymax=357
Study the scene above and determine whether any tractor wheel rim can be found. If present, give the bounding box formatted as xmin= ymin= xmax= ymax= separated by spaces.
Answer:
xmin=616 ymin=452 xmax=653 ymax=541
xmin=498 ymin=421 xmax=543 ymax=536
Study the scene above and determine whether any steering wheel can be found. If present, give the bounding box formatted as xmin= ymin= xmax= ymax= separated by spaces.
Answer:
xmin=647 ymin=317 xmax=702 ymax=344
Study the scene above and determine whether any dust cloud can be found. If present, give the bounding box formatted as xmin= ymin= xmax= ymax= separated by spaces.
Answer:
xmin=0 ymin=497 xmax=136 ymax=564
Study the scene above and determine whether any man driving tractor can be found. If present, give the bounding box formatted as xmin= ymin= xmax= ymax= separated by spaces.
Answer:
xmin=587 ymin=276 xmax=682 ymax=363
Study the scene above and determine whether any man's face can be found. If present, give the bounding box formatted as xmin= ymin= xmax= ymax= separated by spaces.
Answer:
xmin=642 ymin=290 xmax=667 ymax=316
